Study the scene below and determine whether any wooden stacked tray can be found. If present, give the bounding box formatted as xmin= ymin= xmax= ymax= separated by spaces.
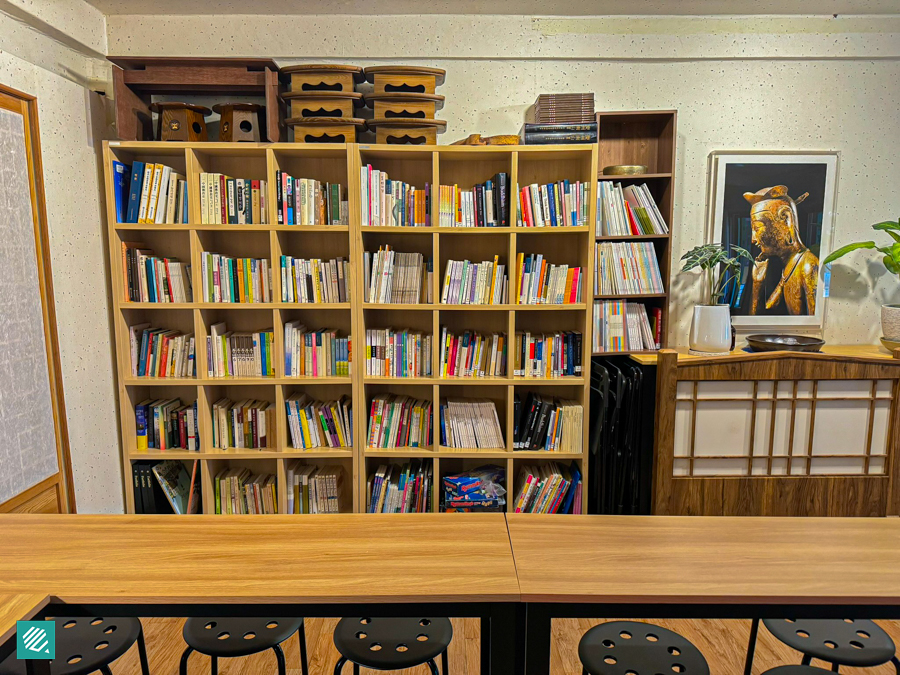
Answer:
xmin=282 ymin=64 xmax=365 ymax=143
xmin=363 ymin=66 xmax=447 ymax=144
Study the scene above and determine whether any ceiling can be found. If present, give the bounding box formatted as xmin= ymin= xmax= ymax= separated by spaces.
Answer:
xmin=83 ymin=0 xmax=900 ymax=15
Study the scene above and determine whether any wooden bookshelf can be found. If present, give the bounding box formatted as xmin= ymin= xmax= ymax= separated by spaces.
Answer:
xmin=103 ymin=141 xmax=594 ymax=515
xmin=594 ymin=110 xmax=676 ymax=355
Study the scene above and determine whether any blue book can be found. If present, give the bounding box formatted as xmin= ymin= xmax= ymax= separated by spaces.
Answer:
xmin=135 ymin=401 xmax=150 ymax=449
xmin=137 ymin=329 xmax=151 ymax=375
xmin=547 ymin=184 xmax=557 ymax=226
xmin=561 ymin=461 xmax=581 ymax=514
xmin=145 ymin=258 xmax=156 ymax=302
xmin=125 ymin=161 xmax=143 ymax=223
xmin=113 ymin=161 xmax=131 ymax=223
xmin=181 ymin=184 xmax=189 ymax=223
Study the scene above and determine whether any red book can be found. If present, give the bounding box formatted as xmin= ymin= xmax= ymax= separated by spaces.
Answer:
xmin=569 ymin=268 xmax=580 ymax=304
xmin=219 ymin=174 xmax=227 ymax=224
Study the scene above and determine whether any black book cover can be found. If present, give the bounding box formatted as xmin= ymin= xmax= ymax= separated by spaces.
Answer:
xmin=523 ymin=122 xmax=598 ymax=133
xmin=521 ymin=393 xmax=542 ymax=449
xmin=530 ymin=400 xmax=554 ymax=450
xmin=139 ymin=463 xmax=154 ymax=513
xmin=132 ymin=462 xmax=145 ymax=514
xmin=523 ymin=131 xmax=598 ymax=144
xmin=512 ymin=394 xmax=522 ymax=445
xmin=276 ymin=170 xmax=283 ymax=224
xmin=498 ymin=172 xmax=509 ymax=227
xmin=574 ymin=333 xmax=583 ymax=374
xmin=474 ymin=184 xmax=484 ymax=227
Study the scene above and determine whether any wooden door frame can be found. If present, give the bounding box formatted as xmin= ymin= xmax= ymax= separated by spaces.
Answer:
xmin=0 ymin=83 xmax=76 ymax=513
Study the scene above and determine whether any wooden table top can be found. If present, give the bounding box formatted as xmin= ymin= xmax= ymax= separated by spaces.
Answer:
xmin=507 ymin=514 xmax=900 ymax=604
xmin=0 ymin=594 xmax=49 ymax=653
xmin=0 ymin=514 xmax=520 ymax=604
xmin=629 ymin=344 xmax=897 ymax=366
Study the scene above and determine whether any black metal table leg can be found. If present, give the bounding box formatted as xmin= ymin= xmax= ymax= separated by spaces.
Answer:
xmin=489 ymin=602 xmax=521 ymax=675
xmin=523 ymin=603 xmax=551 ymax=675
xmin=744 ymin=617 xmax=760 ymax=675
xmin=481 ymin=615 xmax=490 ymax=675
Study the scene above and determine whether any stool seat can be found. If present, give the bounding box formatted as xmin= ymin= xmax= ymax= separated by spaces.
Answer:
xmin=579 ymin=621 xmax=710 ymax=675
xmin=762 ymin=667 xmax=836 ymax=675
xmin=183 ymin=617 xmax=304 ymax=658
xmin=0 ymin=617 xmax=142 ymax=675
xmin=334 ymin=617 xmax=452 ymax=670
xmin=763 ymin=619 xmax=896 ymax=668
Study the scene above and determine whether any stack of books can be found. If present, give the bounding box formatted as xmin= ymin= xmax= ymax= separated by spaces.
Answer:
xmin=439 ymin=328 xmax=507 ymax=379
xmin=518 ymin=181 xmax=589 ymax=227
xmin=128 ymin=325 xmax=196 ymax=378
xmin=514 ymin=254 xmax=582 ymax=305
xmin=200 ymin=253 xmax=271 ymax=303
xmin=212 ymin=398 xmax=275 ymax=449
xmin=439 ymin=398 xmax=504 ymax=449
xmin=280 ymin=256 xmax=350 ymax=304
xmin=199 ymin=173 xmax=268 ymax=225
xmin=367 ymin=394 xmax=433 ymax=449
xmin=441 ymin=257 xmax=507 ymax=305
xmin=364 ymin=247 xmax=432 ymax=304
xmin=360 ymin=164 xmax=430 ymax=227
xmin=116 ymin=161 xmax=189 ymax=224
xmin=595 ymin=241 xmax=665 ymax=295
xmin=438 ymin=173 xmax=510 ymax=227
xmin=135 ymin=399 xmax=199 ymax=451
xmin=513 ymin=462 xmax=582 ymax=514
xmin=207 ymin=323 xmax=275 ymax=378
xmin=213 ymin=468 xmax=277 ymax=514
xmin=521 ymin=121 xmax=598 ymax=145
xmin=283 ymin=323 xmax=351 ymax=378
xmin=513 ymin=331 xmax=583 ymax=378
xmin=596 ymin=182 xmax=669 ymax=236
xmin=514 ymin=394 xmax=583 ymax=452
xmin=285 ymin=462 xmax=345 ymax=514
xmin=593 ymin=301 xmax=661 ymax=353
xmin=534 ymin=93 xmax=595 ymax=124
xmin=285 ymin=394 xmax=352 ymax=449
xmin=367 ymin=460 xmax=433 ymax=513
xmin=275 ymin=171 xmax=347 ymax=225
xmin=365 ymin=328 xmax=432 ymax=378
xmin=121 ymin=243 xmax=192 ymax=303
xmin=442 ymin=465 xmax=506 ymax=512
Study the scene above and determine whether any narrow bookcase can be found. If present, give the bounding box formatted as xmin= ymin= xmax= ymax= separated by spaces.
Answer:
xmin=103 ymin=141 xmax=595 ymax=515
xmin=594 ymin=110 xmax=676 ymax=355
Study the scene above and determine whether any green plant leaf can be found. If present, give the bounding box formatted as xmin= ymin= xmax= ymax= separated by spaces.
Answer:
xmin=884 ymin=255 xmax=900 ymax=274
xmin=822 ymin=241 xmax=876 ymax=265
xmin=873 ymin=220 xmax=900 ymax=231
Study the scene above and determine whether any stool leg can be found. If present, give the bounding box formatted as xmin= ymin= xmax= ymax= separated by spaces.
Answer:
xmin=892 ymin=656 xmax=900 ymax=675
xmin=333 ymin=657 xmax=347 ymax=675
xmin=179 ymin=646 xmax=194 ymax=675
xmin=137 ymin=624 xmax=150 ymax=675
xmin=441 ymin=648 xmax=449 ymax=675
xmin=801 ymin=655 xmax=812 ymax=666
xmin=353 ymin=663 xmax=360 ymax=675
xmin=298 ymin=622 xmax=309 ymax=675
xmin=744 ymin=618 xmax=760 ymax=675
xmin=211 ymin=656 xmax=218 ymax=675
xmin=99 ymin=666 xmax=113 ymax=675
xmin=583 ymin=668 xmax=589 ymax=675
xmin=830 ymin=663 xmax=839 ymax=673
xmin=426 ymin=659 xmax=439 ymax=675
xmin=273 ymin=644 xmax=287 ymax=675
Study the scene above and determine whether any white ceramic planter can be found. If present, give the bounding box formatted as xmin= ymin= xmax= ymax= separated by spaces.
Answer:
xmin=689 ymin=304 xmax=732 ymax=354
xmin=882 ymin=304 xmax=900 ymax=340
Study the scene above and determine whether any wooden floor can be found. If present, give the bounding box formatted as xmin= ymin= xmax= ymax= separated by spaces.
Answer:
xmin=110 ymin=617 xmax=900 ymax=675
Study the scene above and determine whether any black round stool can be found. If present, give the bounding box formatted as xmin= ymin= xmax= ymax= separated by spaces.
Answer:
xmin=333 ymin=617 xmax=452 ymax=675
xmin=578 ymin=621 xmax=710 ymax=675
xmin=0 ymin=617 xmax=149 ymax=675
xmin=762 ymin=667 xmax=836 ymax=675
xmin=179 ymin=617 xmax=307 ymax=675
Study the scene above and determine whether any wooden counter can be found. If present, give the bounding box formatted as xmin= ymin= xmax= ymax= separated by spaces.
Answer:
xmin=629 ymin=344 xmax=897 ymax=366
xmin=0 ymin=593 xmax=49 ymax=659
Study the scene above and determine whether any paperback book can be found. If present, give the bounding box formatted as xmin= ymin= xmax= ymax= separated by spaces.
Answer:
xmin=199 ymin=173 xmax=268 ymax=225
xmin=367 ymin=460 xmax=433 ymax=513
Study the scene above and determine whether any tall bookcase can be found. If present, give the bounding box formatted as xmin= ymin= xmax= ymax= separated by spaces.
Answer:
xmin=594 ymin=110 xmax=676 ymax=355
xmin=102 ymin=141 xmax=595 ymax=514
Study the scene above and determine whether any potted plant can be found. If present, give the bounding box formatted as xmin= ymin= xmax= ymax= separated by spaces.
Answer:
xmin=822 ymin=217 xmax=900 ymax=341
xmin=680 ymin=243 xmax=753 ymax=353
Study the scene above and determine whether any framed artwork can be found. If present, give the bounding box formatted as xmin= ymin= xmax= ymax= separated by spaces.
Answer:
xmin=707 ymin=151 xmax=839 ymax=329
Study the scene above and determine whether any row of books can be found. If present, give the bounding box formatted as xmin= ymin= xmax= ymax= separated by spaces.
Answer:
xmin=514 ymin=254 xmax=582 ymax=304
xmin=364 ymin=248 xmax=433 ymax=304
xmin=207 ymin=324 xmax=274 ymax=378
xmin=214 ymin=468 xmax=277 ymax=514
xmin=439 ymin=398 xmax=504 ymax=449
xmin=199 ymin=173 xmax=269 ymax=225
xmin=212 ymin=398 xmax=275 ymax=449
xmin=284 ymin=323 xmax=352 ymax=378
xmin=442 ymin=465 xmax=506 ymax=512
xmin=440 ymin=258 xmax=508 ymax=305
xmin=286 ymin=462 xmax=345 ymax=513
xmin=518 ymin=181 xmax=589 ymax=228
xmin=360 ymin=165 xmax=430 ymax=227
xmin=439 ymin=329 xmax=507 ymax=379
xmin=116 ymin=161 xmax=189 ymax=224
xmin=275 ymin=171 xmax=347 ymax=226
xmin=365 ymin=329 xmax=432 ymax=378
xmin=513 ymin=462 xmax=582 ymax=513
xmin=592 ymin=301 xmax=661 ymax=352
xmin=367 ymin=460 xmax=434 ymax=513
xmin=286 ymin=394 xmax=353 ymax=449
xmin=367 ymin=395 xmax=432 ymax=449
xmin=132 ymin=461 xmax=200 ymax=515
xmin=512 ymin=331 xmax=583 ymax=378
xmin=521 ymin=121 xmax=597 ymax=145
xmin=122 ymin=243 xmax=192 ymax=303
xmin=135 ymin=399 xmax=199 ymax=451
xmin=595 ymin=241 xmax=665 ymax=295
xmin=280 ymin=256 xmax=350 ymax=304
xmin=514 ymin=394 xmax=582 ymax=452
xmin=200 ymin=253 xmax=272 ymax=303
xmin=437 ymin=173 xmax=509 ymax=227
xmin=596 ymin=181 xmax=668 ymax=236
xmin=128 ymin=325 xmax=196 ymax=378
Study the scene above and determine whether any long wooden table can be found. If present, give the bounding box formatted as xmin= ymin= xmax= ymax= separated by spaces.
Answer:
xmin=508 ymin=514 xmax=900 ymax=675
